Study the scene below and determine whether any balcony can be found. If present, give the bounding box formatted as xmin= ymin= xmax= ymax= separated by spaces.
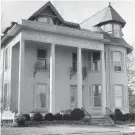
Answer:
xmin=70 ymin=66 xmax=87 ymax=80
xmin=33 ymin=60 xmax=49 ymax=77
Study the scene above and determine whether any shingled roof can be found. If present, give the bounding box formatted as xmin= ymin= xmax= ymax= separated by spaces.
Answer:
xmin=81 ymin=3 xmax=126 ymax=28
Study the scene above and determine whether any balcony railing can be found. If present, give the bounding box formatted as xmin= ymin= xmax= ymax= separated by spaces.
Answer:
xmin=33 ymin=60 xmax=49 ymax=77
xmin=69 ymin=66 xmax=87 ymax=80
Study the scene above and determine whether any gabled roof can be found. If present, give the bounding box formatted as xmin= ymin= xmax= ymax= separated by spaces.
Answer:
xmin=28 ymin=1 xmax=64 ymax=21
xmin=81 ymin=4 xmax=126 ymax=28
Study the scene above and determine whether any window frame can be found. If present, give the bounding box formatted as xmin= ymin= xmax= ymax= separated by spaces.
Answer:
xmin=4 ymin=47 xmax=9 ymax=71
xmin=92 ymin=84 xmax=102 ymax=108
xmin=72 ymin=53 xmax=77 ymax=72
xmin=3 ymin=83 xmax=9 ymax=110
xmin=88 ymin=51 xmax=101 ymax=72
xmin=113 ymin=51 xmax=122 ymax=72
xmin=34 ymin=83 xmax=48 ymax=110
xmin=114 ymin=84 xmax=123 ymax=109
xmin=37 ymin=48 xmax=47 ymax=69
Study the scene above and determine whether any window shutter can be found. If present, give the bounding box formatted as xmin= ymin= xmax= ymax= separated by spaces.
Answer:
xmin=122 ymin=53 xmax=126 ymax=72
xmin=123 ymin=85 xmax=128 ymax=109
xmin=33 ymin=84 xmax=36 ymax=109
xmin=89 ymin=86 xmax=92 ymax=107
xmin=111 ymin=84 xmax=115 ymax=110
xmin=110 ymin=51 xmax=114 ymax=71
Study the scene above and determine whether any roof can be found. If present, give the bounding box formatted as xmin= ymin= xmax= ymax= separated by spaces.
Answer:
xmin=28 ymin=1 xmax=80 ymax=29
xmin=81 ymin=4 xmax=126 ymax=28
xmin=103 ymin=32 xmax=133 ymax=53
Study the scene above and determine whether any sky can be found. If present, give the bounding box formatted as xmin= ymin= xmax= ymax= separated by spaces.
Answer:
xmin=1 ymin=0 xmax=135 ymax=47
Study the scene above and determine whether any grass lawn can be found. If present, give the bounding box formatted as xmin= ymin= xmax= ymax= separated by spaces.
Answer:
xmin=1 ymin=124 xmax=135 ymax=135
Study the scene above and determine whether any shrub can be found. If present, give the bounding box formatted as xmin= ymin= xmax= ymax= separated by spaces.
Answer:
xmin=115 ymin=109 xmax=123 ymax=121
xmin=71 ymin=108 xmax=85 ymax=120
xmin=44 ymin=113 xmax=54 ymax=121
xmin=23 ymin=114 xmax=30 ymax=121
xmin=81 ymin=117 xmax=90 ymax=123
xmin=54 ymin=113 xmax=62 ymax=120
xmin=122 ymin=113 xmax=130 ymax=121
xmin=33 ymin=112 xmax=43 ymax=121
xmin=130 ymin=113 xmax=135 ymax=121
xmin=62 ymin=114 xmax=71 ymax=120
xmin=15 ymin=114 xmax=26 ymax=126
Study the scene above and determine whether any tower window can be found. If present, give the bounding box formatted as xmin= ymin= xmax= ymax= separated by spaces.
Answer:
xmin=114 ymin=24 xmax=121 ymax=38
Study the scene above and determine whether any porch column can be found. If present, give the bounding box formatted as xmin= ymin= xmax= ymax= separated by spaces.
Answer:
xmin=18 ymin=39 xmax=25 ymax=114
xmin=77 ymin=47 xmax=83 ymax=108
xmin=9 ymin=46 xmax=13 ymax=111
xmin=50 ymin=44 xmax=55 ymax=113
xmin=101 ymin=50 xmax=106 ymax=115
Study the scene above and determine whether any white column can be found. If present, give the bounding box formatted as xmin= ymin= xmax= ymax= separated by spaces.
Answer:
xmin=101 ymin=50 xmax=106 ymax=115
xmin=9 ymin=46 xmax=12 ymax=111
xmin=77 ymin=47 xmax=83 ymax=108
xmin=18 ymin=39 xmax=25 ymax=114
xmin=50 ymin=44 xmax=55 ymax=113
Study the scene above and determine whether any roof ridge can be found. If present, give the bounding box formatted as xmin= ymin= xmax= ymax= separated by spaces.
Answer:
xmin=80 ymin=6 xmax=107 ymax=25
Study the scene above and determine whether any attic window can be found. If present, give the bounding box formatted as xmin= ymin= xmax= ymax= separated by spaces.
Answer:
xmin=35 ymin=16 xmax=53 ymax=24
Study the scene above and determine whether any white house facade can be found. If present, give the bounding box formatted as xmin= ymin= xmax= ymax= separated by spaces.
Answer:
xmin=0 ymin=2 xmax=133 ymax=116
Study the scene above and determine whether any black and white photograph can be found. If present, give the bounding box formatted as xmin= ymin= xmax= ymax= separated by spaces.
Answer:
xmin=1 ymin=0 xmax=135 ymax=134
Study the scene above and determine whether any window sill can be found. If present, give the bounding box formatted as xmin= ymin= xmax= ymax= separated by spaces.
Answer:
xmin=89 ymin=70 xmax=101 ymax=73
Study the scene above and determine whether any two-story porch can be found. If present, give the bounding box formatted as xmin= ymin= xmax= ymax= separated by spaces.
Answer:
xmin=1 ymin=19 xmax=108 ymax=116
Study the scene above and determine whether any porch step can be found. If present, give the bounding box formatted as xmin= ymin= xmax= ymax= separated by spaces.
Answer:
xmin=90 ymin=116 xmax=115 ymax=126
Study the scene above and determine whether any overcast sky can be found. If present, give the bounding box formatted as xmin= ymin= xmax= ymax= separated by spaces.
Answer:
xmin=1 ymin=0 xmax=135 ymax=47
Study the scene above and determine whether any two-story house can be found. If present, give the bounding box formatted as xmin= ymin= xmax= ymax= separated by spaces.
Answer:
xmin=0 ymin=2 xmax=133 ymax=116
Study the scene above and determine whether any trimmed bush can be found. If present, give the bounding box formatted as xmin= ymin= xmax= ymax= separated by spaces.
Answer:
xmin=44 ymin=113 xmax=54 ymax=121
xmin=23 ymin=114 xmax=30 ymax=121
xmin=122 ymin=113 xmax=130 ymax=121
xmin=62 ymin=114 xmax=71 ymax=120
xmin=54 ymin=113 xmax=62 ymax=120
xmin=115 ymin=109 xmax=123 ymax=121
xmin=15 ymin=114 xmax=26 ymax=126
xmin=33 ymin=112 xmax=43 ymax=121
xmin=130 ymin=113 xmax=135 ymax=121
xmin=71 ymin=108 xmax=85 ymax=120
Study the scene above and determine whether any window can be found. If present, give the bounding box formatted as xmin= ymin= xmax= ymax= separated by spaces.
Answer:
xmin=5 ymin=48 xmax=9 ymax=70
xmin=113 ymin=51 xmax=122 ymax=71
xmin=72 ymin=53 xmax=77 ymax=72
xmin=114 ymin=24 xmax=121 ymax=38
xmin=3 ymin=84 xmax=9 ymax=110
xmin=104 ymin=23 xmax=113 ymax=35
xmin=88 ymin=51 xmax=100 ymax=71
xmin=115 ymin=85 xmax=123 ymax=109
xmin=70 ymin=86 xmax=77 ymax=108
xmin=93 ymin=85 xmax=101 ymax=107
xmin=34 ymin=84 xmax=47 ymax=110
xmin=37 ymin=49 xmax=47 ymax=69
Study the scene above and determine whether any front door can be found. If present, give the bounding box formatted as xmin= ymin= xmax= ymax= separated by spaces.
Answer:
xmin=35 ymin=84 xmax=47 ymax=110
xmin=70 ymin=85 xmax=84 ymax=109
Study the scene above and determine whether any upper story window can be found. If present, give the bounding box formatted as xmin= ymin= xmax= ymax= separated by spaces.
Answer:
xmin=113 ymin=51 xmax=122 ymax=72
xmin=113 ymin=24 xmax=121 ymax=38
xmin=88 ymin=51 xmax=100 ymax=71
xmin=72 ymin=53 xmax=77 ymax=72
xmin=104 ymin=23 xmax=113 ymax=35
xmin=5 ymin=48 xmax=9 ymax=70
xmin=102 ymin=23 xmax=122 ymax=38
xmin=36 ymin=49 xmax=47 ymax=69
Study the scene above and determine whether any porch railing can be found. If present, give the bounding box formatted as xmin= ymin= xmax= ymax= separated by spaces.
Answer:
xmin=106 ymin=107 xmax=116 ymax=124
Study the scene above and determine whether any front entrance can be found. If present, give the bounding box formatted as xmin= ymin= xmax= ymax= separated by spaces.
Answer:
xmin=70 ymin=85 xmax=84 ymax=109
xmin=35 ymin=84 xmax=47 ymax=110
